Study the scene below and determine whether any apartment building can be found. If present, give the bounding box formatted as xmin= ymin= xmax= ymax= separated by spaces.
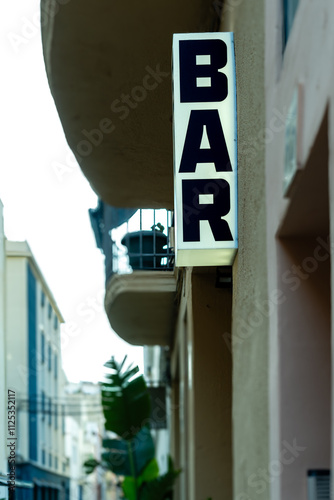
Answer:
xmin=5 ymin=240 xmax=70 ymax=499
xmin=41 ymin=0 xmax=334 ymax=499
xmin=0 ymin=201 xmax=8 ymax=498
xmin=65 ymin=381 xmax=107 ymax=500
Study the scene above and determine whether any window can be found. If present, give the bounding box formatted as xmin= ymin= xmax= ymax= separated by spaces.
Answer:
xmin=54 ymin=353 xmax=58 ymax=379
xmin=49 ymin=453 xmax=52 ymax=468
xmin=283 ymin=0 xmax=300 ymax=46
xmin=41 ymin=391 xmax=45 ymax=421
xmin=41 ymin=333 xmax=45 ymax=364
xmin=41 ymin=291 xmax=45 ymax=307
xmin=55 ymin=457 xmax=58 ymax=470
xmin=54 ymin=402 xmax=58 ymax=430
xmin=62 ymin=405 xmax=66 ymax=435
xmin=48 ymin=344 xmax=52 ymax=372
xmin=54 ymin=315 xmax=58 ymax=330
xmin=48 ymin=303 xmax=52 ymax=319
xmin=48 ymin=398 xmax=52 ymax=426
xmin=42 ymin=449 xmax=46 ymax=465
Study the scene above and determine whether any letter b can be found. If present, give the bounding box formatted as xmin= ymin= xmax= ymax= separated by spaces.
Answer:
xmin=179 ymin=39 xmax=228 ymax=102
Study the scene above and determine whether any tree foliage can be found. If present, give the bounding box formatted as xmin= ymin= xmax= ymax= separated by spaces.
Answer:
xmin=84 ymin=356 xmax=180 ymax=500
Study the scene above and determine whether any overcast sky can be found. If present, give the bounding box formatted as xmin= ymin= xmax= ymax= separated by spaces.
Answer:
xmin=1 ymin=0 xmax=143 ymax=382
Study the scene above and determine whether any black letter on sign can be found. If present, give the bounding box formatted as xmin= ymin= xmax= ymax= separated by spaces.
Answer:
xmin=179 ymin=110 xmax=232 ymax=172
xmin=182 ymin=179 xmax=233 ymax=242
xmin=179 ymin=39 xmax=228 ymax=102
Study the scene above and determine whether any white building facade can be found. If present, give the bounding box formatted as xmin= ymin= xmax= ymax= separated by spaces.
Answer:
xmin=5 ymin=240 xmax=70 ymax=500
xmin=65 ymin=382 xmax=111 ymax=500
xmin=0 ymin=201 xmax=8 ymax=498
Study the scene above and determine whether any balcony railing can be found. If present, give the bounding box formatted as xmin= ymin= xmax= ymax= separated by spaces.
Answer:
xmin=111 ymin=209 xmax=174 ymax=275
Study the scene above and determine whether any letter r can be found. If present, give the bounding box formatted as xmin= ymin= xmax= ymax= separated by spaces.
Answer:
xmin=182 ymin=178 xmax=233 ymax=242
xmin=179 ymin=39 xmax=228 ymax=102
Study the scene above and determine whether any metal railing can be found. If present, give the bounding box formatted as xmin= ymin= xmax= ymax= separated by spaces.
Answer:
xmin=111 ymin=209 xmax=174 ymax=274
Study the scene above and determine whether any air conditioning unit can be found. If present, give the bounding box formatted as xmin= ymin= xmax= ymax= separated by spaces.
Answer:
xmin=307 ymin=470 xmax=330 ymax=500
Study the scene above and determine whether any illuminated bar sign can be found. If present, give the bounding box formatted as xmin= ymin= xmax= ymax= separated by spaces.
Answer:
xmin=172 ymin=33 xmax=237 ymax=267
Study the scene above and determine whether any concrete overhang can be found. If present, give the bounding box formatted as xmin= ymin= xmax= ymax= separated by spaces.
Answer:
xmin=104 ymin=271 xmax=176 ymax=346
xmin=41 ymin=0 xmax=218 ymax=209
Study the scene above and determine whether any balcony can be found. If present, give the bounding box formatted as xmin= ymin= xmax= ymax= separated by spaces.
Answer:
xmin=90 ymin=205 xmax=176 ymax=346
xmin=41 ymin=0 xmax=219 ymax=210
xmin=111 ymin=210 xmax=174 ymax=274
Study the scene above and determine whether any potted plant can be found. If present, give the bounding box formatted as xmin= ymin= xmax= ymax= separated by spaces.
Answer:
xmin=121 ymin=224 xmax=167 ymax=270
xmin=84 ymin=356 xmax=180 ymax=500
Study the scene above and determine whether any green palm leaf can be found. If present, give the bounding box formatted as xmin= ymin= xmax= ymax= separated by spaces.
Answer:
xmin=138 ymin=466 xmax=181 ymax=500
xmin=83 ymin=458 xmax=100 ymax=475
xmin=122 ymin=459 xmax=160 ymax=500
xmin=101 ymin=356 xmax=151 ymax=440
xmin=102 ymin=425 xmax=155 ymax=476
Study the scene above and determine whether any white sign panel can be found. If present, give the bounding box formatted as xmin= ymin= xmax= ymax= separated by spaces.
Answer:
xmin=172 ymin=33 xmax=238 ymax=267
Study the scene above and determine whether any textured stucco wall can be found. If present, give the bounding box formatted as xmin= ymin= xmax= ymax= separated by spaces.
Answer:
xmin=171 ymin=267 xmax=233 ymax=500
xmin=221 ymin=1 xmax=270 ymax=498
xmin=265 ymin=2 xmax=334 ymax=498
xmin=191 ymin=271 xmax=233 ymax=500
